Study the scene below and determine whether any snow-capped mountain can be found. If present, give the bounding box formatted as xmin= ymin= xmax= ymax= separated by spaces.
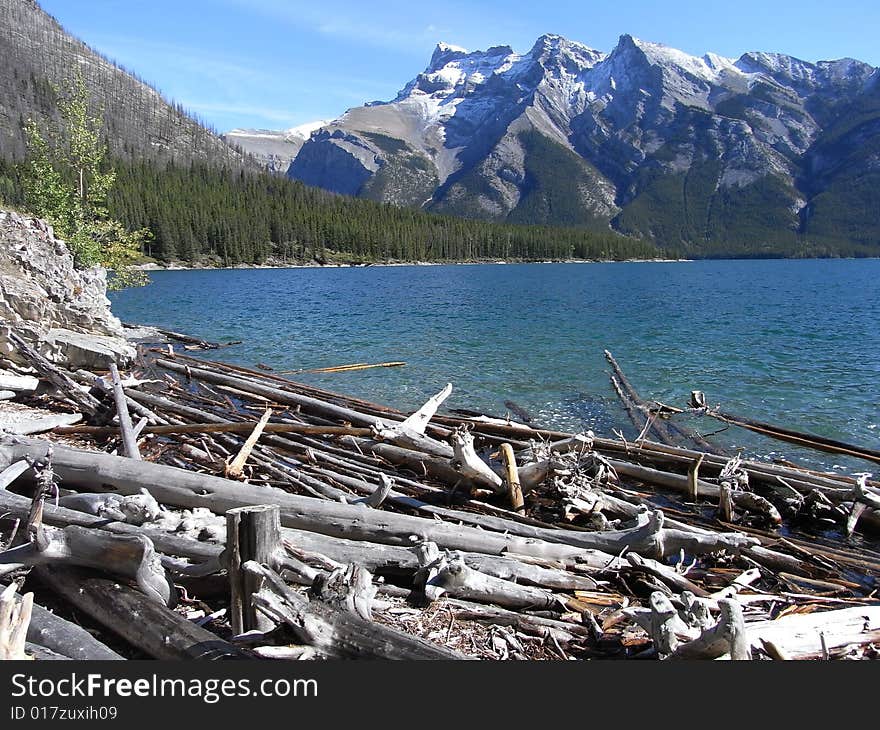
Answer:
xmin=266 ymin=34 xmax=880 ymax=252
xmin=224 ymin=120 xmax=329 ymax=173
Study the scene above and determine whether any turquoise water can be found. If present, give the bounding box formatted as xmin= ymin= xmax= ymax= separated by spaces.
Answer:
xmin=110 ymin=260 xmax=880 ymax=474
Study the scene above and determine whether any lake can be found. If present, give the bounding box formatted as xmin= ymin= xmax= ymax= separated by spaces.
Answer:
xmin=110 ymin=259 xmax=880 ymax=474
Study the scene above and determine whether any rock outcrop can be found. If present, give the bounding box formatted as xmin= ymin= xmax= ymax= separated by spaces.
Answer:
xmin=0 ymin=209 xmax=135 ymax=369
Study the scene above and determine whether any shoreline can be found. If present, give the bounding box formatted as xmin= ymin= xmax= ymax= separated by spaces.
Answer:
xmin=133 ymin=257 xmax=693 ymax=271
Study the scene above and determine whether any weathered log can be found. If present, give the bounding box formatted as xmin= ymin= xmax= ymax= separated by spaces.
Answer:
xmin=443 ymin=598 xmax=589 ymax=645
xmin=730 ymin=490 xmax=783 ymax=525
xmin=36 ymin=565 xmax=248 ymax=660
xmin=282 ymin=528 xmax=598 ymax=590
xmin=605 ymin=350 xmax=723 ymax=453
xmin=56 ymin=422 xmax=374 ymax=438
xmin=416 ymin=544 xmax=566 ymax=612
xmin=704 ymin=408 xmax=880 ymax=465
xmin=0 ymin=459 xmax=30 ymax=490
xmin=149 ymin=326 xmax=222 ymax=350
xmin=360 ymin=474 xmax=394 ymax=508
xmin=1 ymin=437 xmax=626 ymax=566
xmin=57 ymin=489 xmax=161 ymax=525
xmin=0 ymin=524 xmax=172 ymax=605
xmin=669 ymin=598 xmax=751 ymax=660
xmin=0 ymin=491 xmax=220 ymax=567
xmin=225 ymin=408 xmax=272 ymax=479
xmin=157 ymin=359 xmax=386 ymax=428
xmin=745 ymin=605 xmax=880 ymax=659
xmin=442 ymin=417 xmax=878 ymax=505
xmin=499 ymin=443 xmax=524 ymax=511
xmin=2 ymin=485 xmax=596 ymax=593
xmin=246 ymin=561 xmax=464 ymax=659
xmin=109 ymin=363 xmax=140 ymax=460
xmin=608 ymin=458 xmax=720 ymax=499
xmin=373 ymin=384 xmax=453 ymax=457
xmin=625 ymin=552 xmax=710 ymax=597
xmin=449 ymin=428 xmax=504 ymax=492
xmin=0 ymin=582 xmax=32 ymax=660
xmin=72 ymin=370 xmax=167 ymax=425
xmin=6 ymin=331 xmax=101 ymax=416
xmin=25 ymin=643 xmax=72 ymax=660
xmin=227 ymin=505 xmax=283 ymax=634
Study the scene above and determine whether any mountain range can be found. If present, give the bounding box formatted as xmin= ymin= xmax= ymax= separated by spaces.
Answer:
xmin=235 ymin=34 xmax=880 ymax=256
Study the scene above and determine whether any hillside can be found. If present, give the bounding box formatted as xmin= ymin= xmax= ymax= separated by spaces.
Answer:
xmin=0 ymin=0 xmax=248 ymax=166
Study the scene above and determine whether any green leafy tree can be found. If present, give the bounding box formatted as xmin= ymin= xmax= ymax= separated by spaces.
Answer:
xmin=22 ymin=71 xmax=148 ymax=289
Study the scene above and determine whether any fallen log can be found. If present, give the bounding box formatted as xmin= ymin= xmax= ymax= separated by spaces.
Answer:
xmin=55 ymin=422 xmax=374 ymax=438
xmin=26 ymin=601 xmax=124 ymax=660
xmin=0 ymin=436 xmax=623 ymax=567
xmin=157 ymin=359 xmax=386 ymax=428
xmin=745 ymin=605 xmax=880 ymax=659
xmin=704 ymin=408 xmax=880 ymax=466
xmin=276 ymin=361 xmax=406 ymax=375
xmin=417 ymin=544 xmax=567 ymax=612
xmin=6 ymin=331 xmax=102 ymax=416
xmin=36 ymin=565 xmax=249 ymax=660
xmin=604 ymin=350 xmax=723 ymax=454
xmin=246 ymin=561 xmax=464 ymax=660
xmin=669 ymin=598 xmax=751 ymax=660
xmin=225 ymin=408 xmax=272 ymax=479
xmin=109 ymin=363 xmax=140 ymax=460
xmin=0 ymin=524 xmax=172 ymax=605
xmin=0 ymin=582 xmax=32 ymax=660
xmin=0 ymin=460 xmax=30 ymax=490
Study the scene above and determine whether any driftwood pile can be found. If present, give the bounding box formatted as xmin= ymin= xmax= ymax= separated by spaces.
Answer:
xmin=0 ymin=337 xmax=878 ymax=661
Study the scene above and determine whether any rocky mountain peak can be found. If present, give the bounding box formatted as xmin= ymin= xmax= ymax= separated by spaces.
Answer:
xmin=278 ymin=32 xmax=880 ymax=257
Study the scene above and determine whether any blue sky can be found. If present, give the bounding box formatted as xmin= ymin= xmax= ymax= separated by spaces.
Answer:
xmin=39 ymin=0 xmax=880 ymax=133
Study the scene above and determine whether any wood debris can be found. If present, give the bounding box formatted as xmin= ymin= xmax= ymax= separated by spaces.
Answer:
xmin=0 ymin=335 xmax=877 ymax=661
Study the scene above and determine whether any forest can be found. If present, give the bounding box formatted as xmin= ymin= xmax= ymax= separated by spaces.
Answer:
xmin=0 ymin=156 xmax=659 ymax=266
